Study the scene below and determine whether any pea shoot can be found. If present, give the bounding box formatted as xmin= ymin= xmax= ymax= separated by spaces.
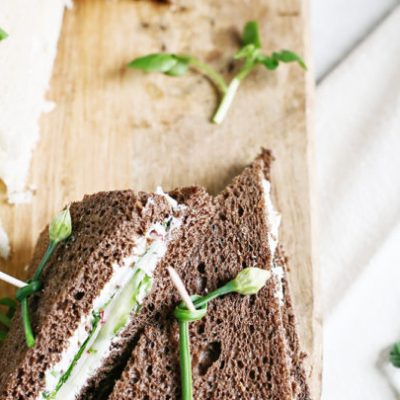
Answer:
xmin=16 ymin=207 xmax=72 ymax=347
xmin=169 ymin=267 xmax=271 ymax=400
xmin=128 ymin=21 xmax=306 ymax=124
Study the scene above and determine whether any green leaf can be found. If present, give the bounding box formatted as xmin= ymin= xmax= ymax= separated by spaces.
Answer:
xmin=0 ymin=297 xmax=17 ymax=319
xmin=0 ymin=331 xmax=7 ymax=341
xmin=257 ymin=55 xmax=279 ymax=70
xmin=128 ymin=53 xmax=178 ymax=73
xmin=0 ymin=297 xmax=16 ymax=309
xmin=272 ymin=50 xmax=307 ymax=70
xmin=0 ymin=312 xmax=11 ymax=328
xmin=0 ymin=27 xmax=8 ymax=42
xmin=390 ymin=342 xmax=400 ymax=367
xmin=242 ymin=21 xmax=261 ymax=49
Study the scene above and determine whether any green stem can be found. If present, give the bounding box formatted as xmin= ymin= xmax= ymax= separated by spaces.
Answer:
xmin=19 ymin=240 xmax=58 ymax=348
xmin=212 ymin=58 xmax=255 ymax=124
xmin=0 ymin=331 xmax=7 ymax=341
xmin=179 ymin=320 xmax=193 ymax=400
xmin=16 ymin=281 xmax=42 ymax=302
xmin=211 ymin=78 xmax=240 ymax=124
xmin=21 ymin=298 xmax=35 ymax=348
xmin=176 ymin=284 xmax=235 ymax=399
xmin=193 ymin=282 xmax=235 ymax=308
xmin=33 ymin=240 xmax=57 ymax=281
xmin=175 ymin=267 xmax=269 ymax=397
xmin=188 ymin=57 xmax=228 ymax=94
xmin=236 ymin=57 xmax=255 ymax=81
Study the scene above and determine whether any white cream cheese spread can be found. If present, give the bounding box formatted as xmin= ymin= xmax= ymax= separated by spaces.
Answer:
xmin=262 ymin=179 xmax=284 ymax=306
xmin=39 ymin=214 xmax=181 ymax=399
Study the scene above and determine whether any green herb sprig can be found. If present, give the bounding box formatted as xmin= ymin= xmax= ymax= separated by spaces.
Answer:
xmin=172 ymin=267 xmax=270 ymax=400
xmin=16 ymin=207 xmax=72 ymax=348
xmin=0 ymin=27 xmax=8 ymax=42
xmin=174 ymin=296 xmax=207 ymax=400
xmin=128 ymin=21 xmax=306 ymax=124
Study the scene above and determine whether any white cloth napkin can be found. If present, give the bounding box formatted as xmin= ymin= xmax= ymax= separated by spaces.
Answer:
xmin=317 ymin=5 xmax=400 ymax=399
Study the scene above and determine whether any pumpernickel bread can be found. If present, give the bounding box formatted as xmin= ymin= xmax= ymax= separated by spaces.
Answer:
xmin=109 ymin=150 xmax=311 ymax=399
xmin=78 ymin=186 xmax=214 ymax=399
xmin=0 ymin=188 xmax=204 ymax=400
xmin=0 ymin=150 xmax=311 ymax=400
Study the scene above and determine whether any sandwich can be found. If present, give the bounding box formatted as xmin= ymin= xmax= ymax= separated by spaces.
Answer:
xmin=0 ymin=150 xmax=310 ymax=399
xmin=0 ymin=187 xmax=212 ymax=399
xmin=107 ymin=150 xmax=310 ymax=399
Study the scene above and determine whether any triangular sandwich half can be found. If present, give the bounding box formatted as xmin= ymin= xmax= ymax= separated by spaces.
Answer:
xmin=108 ymin=150 xmax=311 ymax=399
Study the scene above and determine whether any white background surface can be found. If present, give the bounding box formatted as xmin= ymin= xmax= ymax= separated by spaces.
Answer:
xmin=312 ymin=1 xmax=400 ymax=399
xmin=311 ymin=0 xmax=399 ymax=80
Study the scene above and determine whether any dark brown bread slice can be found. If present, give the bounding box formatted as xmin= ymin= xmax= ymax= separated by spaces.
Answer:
xmin=109 ymin=149 xmax=300 ymax=399
xmin=78 ymin=186 xmax=214 ymax=399
xmin=110 ymin=281 xmax=291 ymax=399
xmin=0 ymin=189 xmax=187 ymax=400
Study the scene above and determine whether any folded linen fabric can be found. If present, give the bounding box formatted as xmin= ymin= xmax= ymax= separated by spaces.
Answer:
xmin=316 ymin=6 xmax=400 ymax=399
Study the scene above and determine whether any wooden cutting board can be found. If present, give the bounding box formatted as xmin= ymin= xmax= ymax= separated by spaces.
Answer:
xmin=0 ymin=0 xmax=321 ymax=397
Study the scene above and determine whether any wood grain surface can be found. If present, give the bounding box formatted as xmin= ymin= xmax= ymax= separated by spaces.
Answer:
xmin=0 ymin=0 xmax=321 ymax=397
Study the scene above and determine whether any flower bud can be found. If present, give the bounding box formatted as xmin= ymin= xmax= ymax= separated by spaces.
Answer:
xmin=231 ymin=267 xmax=271 ymax=295
xmin=49 ymin=207 xmax=72 ymax=243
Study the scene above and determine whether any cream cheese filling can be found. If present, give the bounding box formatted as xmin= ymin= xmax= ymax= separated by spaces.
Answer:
xmin=39 ymin=215 xmax=181 ymax=400
xmin=262 ymin=179 xmax=284 ymax=306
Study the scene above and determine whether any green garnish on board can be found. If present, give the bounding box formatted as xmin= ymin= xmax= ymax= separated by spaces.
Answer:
xmin=128 ymin=21 xmax=306 ymax=124
xmin=173 ymin=267 xmax=271 ymax=400
xmin=0 ymin=27 xmax=8 ymax=41
xmin=16 ymin=207 xmax=72 ymax=348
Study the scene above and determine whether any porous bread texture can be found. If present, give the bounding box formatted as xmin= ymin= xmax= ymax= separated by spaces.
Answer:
xmin=110 ymin=283 xmax=291 ymax=399
xmin=0 ymin=190 xmax=180 ymax=400
xmin=109 ymin=149 xmax=303 ymax=399
xmin=77 ymin=186 xmax=214 ymax=399
xmin=0 ymin=150 xmax=311 ymax=399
